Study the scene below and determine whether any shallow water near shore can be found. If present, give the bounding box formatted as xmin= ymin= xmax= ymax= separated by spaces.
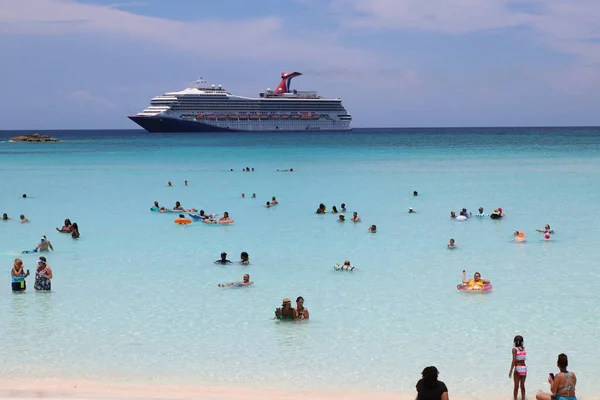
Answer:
xmin=1 ymin=127 xmax=600 ymax=399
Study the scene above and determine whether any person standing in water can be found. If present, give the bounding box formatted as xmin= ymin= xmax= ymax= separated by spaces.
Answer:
xmin=11 ymin=258 xmax=30 ymax=292
xmin=35 ymin=235 xmax=54 ymax=252
xmin=34 ymin=257 xmax=52 ymax=291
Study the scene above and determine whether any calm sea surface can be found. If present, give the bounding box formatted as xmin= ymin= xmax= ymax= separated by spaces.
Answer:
xmin=1 ymin=128 xmax=599 ymax=398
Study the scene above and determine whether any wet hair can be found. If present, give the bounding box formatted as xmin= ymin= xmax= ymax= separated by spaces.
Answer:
xmin=421 ymin=366 xmax=439 ymax=388
xmin=413 ymin=191 xmax=418 ymax=196
xmin=175 ymin=201 xmax=181 ymax=206
xmin=296 ymin=296 xmax=304 ymax=302
xmin=513 ymin=335 xmax=524 ymax=347
xmin=72 ymin=223 xmax=79 ymax=231
xmin=179 ymin=214 xmax=184 ymax=218
xmin=22 ymin=194 xmax=27 ymax=198
xmin=474 ymin=271 xmax=481 ymax=277
xmin=272 ymin=196 xmax=276 ymax=201
xmin=557 ymin=353 xmax=568 ymax=369
xmin=332 ymin=206 xmax=338 ymax=212
xmin=241 ymin=251 xmax=249 ymax=260
xmin=65 ymin=218 xmax=72 ymax=226
xmin=341 ymin=203 xmax=346 ymax=208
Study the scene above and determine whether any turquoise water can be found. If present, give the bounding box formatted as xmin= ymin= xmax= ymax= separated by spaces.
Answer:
xmin=1 ymin=128 xmax=600 ymax=398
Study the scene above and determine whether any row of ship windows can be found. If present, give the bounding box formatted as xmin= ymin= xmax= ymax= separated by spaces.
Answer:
xmin=170 ymin=106 xmax=346 ymax=110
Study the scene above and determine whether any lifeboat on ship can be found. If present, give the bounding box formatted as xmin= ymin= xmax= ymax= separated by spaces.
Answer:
xmin=301 ymin=113 xmax=311 ymax=120
xmin=259 ymin=113 xmax=269 ymax=119
xmin=249 ymin=114 xmax=259 ymax=120
xmin=291 ymin=114 xmax=301 ymax=120
xmin=217 ymin=114 xmax=227 ymax=119
xmin=270 ymin=114 xmax=280 ymax=120
xmin=196 ymin=113 xmax=205 ymax=119
xmin=206 ymin=114 xmax=217 ymax=120
xmin=238 ymin=114 xmax=248 ymax=120
xmin=228 ymin=114 xmax=238 ymax=119
xmin=312 ymin=114 xmax=320 ymax=120
xmin=280 ymin=114 xmax=289 ymax=119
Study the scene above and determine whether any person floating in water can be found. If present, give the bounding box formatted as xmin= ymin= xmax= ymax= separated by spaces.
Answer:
xmin=271 ymin=196 xmax=278 ymax=205
xmin=462 ymin=270 xmax=490 ymax=289
xmin=167 ymin=181 xmax=173 ymax=187
xmin=265 ymin=201 xmax=271 ymax=208
xmin=368 ymin=224 xmax=377 ymax=233
xmin=184 ymin=180 xmax=188 ymax=186
xmin=413 ymin=191 xmax=418 ymax=196
xmin=218 ymin=273 xmax=253 ymax=287
xmin=277 ymin=168 xmax=294 ymax=172
xmin=251 ymin=193 xmax=256 ymax=198
xmin=338 ymin=214 xmax=345 ymax=222
xmin=448 ymin=238 xmax=456 ymax=249
xmin=214 ymin=252 xmax=232 ymax=265
xmin=409 ymin=208 xmax=416 ymax=213
xmin=340 ymin=203 xmax=347 ymax=212
xmin=20 ymin=214 xmax=29 ymax=223
xmin=22 ymin=194 xmax=27 ymax=198
xmin=2 ymin=213 xmax=9 ymax=221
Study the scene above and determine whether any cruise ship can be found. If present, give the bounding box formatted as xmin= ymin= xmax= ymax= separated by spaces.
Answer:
xmin=128 ymin=72 xmax=352 ymax=132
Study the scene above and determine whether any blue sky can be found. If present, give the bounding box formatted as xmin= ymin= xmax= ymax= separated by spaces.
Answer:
xmin=1 ymin=0 xmax=599 ymax=128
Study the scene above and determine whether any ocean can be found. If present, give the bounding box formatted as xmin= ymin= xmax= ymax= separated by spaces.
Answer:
xmin=1 ymin=127 xmax=599 ymax=399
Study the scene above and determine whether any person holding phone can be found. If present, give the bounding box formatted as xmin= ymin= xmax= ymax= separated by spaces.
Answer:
xmin=508 ymin=335 xmax=527 ymax=400
xmin=11 ymin=258 xmax=30 ymax=292
xmin=535 ymin=353 xmax=577 ymax=400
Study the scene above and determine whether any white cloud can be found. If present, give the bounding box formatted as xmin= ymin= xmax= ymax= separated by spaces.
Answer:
xmin=0 ymin=0 xmax=383 ymax=69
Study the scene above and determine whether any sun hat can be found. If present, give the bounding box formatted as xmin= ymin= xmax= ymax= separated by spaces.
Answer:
xmin=282 ymin=297 xmax=291 ymax=304
xmin=37 ymin=256 xmax=47 ymax=263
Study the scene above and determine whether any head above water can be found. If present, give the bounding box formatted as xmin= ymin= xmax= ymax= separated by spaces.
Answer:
xmin=513 ymin=335 xmax=524 ymax=347
xmin=22 ymin=194 xmax=27 ymax=198
xmin=474 ymin=272 xmax=481 ymax=281
xmin=478 ymin=207 xmax=484 ymax=213
xmin=241 ymin=251 xmax=249 ymax=260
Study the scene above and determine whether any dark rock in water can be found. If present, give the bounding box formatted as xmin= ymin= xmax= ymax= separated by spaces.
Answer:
xmin=9 ymin=133 xmax=61 ymax=142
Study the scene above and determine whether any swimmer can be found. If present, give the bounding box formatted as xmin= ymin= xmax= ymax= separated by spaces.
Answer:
xmin=153 ymin=201 xmax=160 ymax=209
xmin=214 ymin=252 xmax=232 ymax=265
xmin=368 ymin=224 xmax=377 ymax=233
xmin=413 ymin=191 xmax=418 ymax=196
xmin=536 ymin=224 xmax=554 ymax=234
xmin=71 ymin=223 xmax=80 ymax=239
xmin=340 ymin=203 xmax=347 ymax=212
xmin=265 ymin=201 xmax=271 ymax=208
xmin=514 ymin=231 xmax=527 ymax=242
xmin=167 ymin=181 xmax=173 ymax=187
xmin=448 ymin=238 xmax=456 ymax=249
xmin=450 ymin=211 xmax=456 ymax=218
xmin=2 ymin=213 xmax=9 ymax=221
xmin=218 ymin=211 xmax=233 ymax=224
xmin=271 ymin=196 xmax=278 ymax=205
xmin=20 ymin=214 xmax=29 ymax=223
xmin=241 ymin=193 xmax=245 ymax=198
xmin=351 ymin=212 xmax=361 ymax=222
xmin=277 ymin=168 xmax=294 ymax=172
xmin=240 ymin=252 xmax=250 ymax=265
xmin=343 ymin=260 xmax=352 ymax=269
xmin=35 ymin=235 xmax=54 ymax=253
xmin=56 ymin=218 xmax=73 ymax=233
xmin=338 ymin=214 xmax=345 ymax=222
xmin=22 ymin=194 xmax=27 ymax=198
xmin=218 ymin=273 xmax=253 ymax=287
xmin=478 ymin=207 xmax=484 ymax=214
xmin=251 ymin=193 xmax=256 ymax=198
xmin=184 ymin=180 xmax=188 ymax=186
xmin=331 ymin=206 xmax=338 ymax=214
xmin=462 ymin=270 xmax=490 ymax=289
xmin=274 ymin=298 xmax=296 ymax=320
xmin=408 ymin=207 xmax=416 ymax=213
xmin=295 ymin=296 xmax=309 ymax=320
xmin=316 ymin=203 xmax=326 ymax=214
xmin=173 ymin=201 xmax=183 ymax=210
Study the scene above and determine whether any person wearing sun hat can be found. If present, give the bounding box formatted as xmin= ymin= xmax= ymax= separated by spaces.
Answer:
xmin=274 ymin=297 xmax=296 ymax=320
xmin=34 ymin=256 xmax=52 ymax=291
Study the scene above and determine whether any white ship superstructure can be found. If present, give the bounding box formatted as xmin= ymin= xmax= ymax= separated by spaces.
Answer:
xmin=129 ymin=72 xmax=352 ymax=132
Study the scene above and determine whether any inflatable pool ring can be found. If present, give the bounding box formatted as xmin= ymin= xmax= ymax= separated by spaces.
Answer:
xmin=457 ymin=283 xmax=492 ymax=292
xmin=334 ymin=263 xmax=354 ymax=271
xmin=490 ymin=213 xmax=503 ymax=220
xmin=474 ymin=213 xmax=489 ymax=218
xmin=150 ymin=207 xmax=159 ymax=212
xmin=544 ymin=232 xmax=551 ymax=240
xmin=217 ymin=219 xmax=234 ymax=225
xmin=455 ymin=215 xmax=468 ymax=221
xmin=174 ymin=218 xmax=192 ymax=225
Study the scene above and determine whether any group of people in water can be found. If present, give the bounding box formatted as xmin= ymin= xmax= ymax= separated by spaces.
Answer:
xmin=11 ymin=256 xmax=53 ymax=292
xmin=274 ymin=296 xmax=309 ymax=321
xmin=315 ymin=203 xmax=379 ymax=232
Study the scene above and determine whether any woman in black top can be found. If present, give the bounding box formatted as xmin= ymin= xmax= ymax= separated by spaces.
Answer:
xmin=416 ymin=366 xmax=448 ymax=400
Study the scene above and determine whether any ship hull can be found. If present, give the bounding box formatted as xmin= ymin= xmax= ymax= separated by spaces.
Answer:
xmin=128 ymin=116 xmax=351 ymax=133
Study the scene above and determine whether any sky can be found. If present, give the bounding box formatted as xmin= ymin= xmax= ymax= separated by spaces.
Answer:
xmin=1 ymin=0 xmax=600 ymax=129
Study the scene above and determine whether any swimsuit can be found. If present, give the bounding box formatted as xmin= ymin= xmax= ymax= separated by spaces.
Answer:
xmin=34 ymin=269 xmax=51 ymax=291
xmin=552 ymin=372 xmax=576 ymax=400
xmin=513 ymin=347 xmax=527 ymax=375
xmin=11 ymin=272 xmax=26 ymax=292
